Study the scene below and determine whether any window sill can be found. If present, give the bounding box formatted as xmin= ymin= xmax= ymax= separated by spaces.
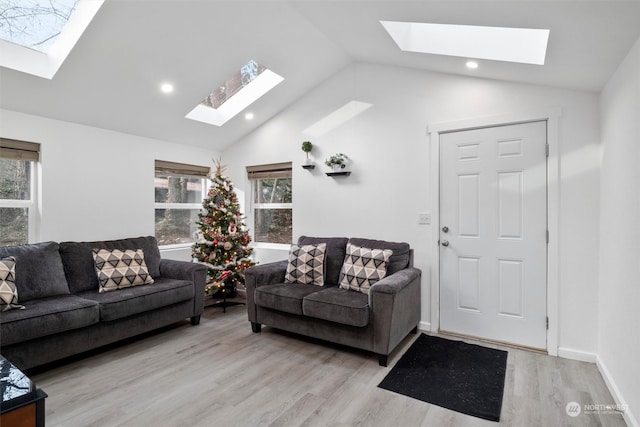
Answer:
xmin=252 ymin=242 xmax=291 ymax=250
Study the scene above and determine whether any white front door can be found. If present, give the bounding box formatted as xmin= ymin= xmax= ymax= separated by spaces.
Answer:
xmin=439 ymin=121 xmax=547 ymax=349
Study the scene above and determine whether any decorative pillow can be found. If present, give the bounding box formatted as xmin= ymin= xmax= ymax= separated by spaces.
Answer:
xmin=284 ymin=243 xmax=327 ymax=286
xmin=339 ymin=244 xmax=393 ymax=294
xmin=93 ymin=249 xmax=154 ymax=293
xmin=0 ymin=257 xmax=25 ymax=311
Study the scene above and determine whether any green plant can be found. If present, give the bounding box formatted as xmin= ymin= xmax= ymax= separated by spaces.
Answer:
xmin=301 ymin=141 xmax=313 ymax=158
xmin=325 ymin=153 xmax=348 ymax=168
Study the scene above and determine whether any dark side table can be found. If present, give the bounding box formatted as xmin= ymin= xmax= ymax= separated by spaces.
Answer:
xmin=0 ymin=355 xmax=47 ymax=427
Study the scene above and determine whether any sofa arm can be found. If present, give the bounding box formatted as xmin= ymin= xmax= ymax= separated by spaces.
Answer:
xmin=369 ymin=267 xmax=421 ymax=357
xmin=160 ymin=259 xmax=208 ymax=319
xmin=244 ymin=260 xmax=288 ymax=323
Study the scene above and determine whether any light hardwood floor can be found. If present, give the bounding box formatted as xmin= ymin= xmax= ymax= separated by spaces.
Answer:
xmin=31 ymin=307 xmax=626 ymax=427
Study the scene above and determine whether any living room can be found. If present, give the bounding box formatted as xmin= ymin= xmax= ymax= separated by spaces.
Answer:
xmin=1 ymin=1 xmax=639 ymax=426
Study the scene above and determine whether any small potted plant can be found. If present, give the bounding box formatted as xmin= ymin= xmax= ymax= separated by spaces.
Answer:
xmin=325 ymin=153 xmax=349 ymax=172
xmin=301 ymin=141 xmax=313 ymax=167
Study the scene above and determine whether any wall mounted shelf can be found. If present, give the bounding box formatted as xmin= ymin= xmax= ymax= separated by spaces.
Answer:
xmin=302 ymin=164 xmax=315 ymax=170
xmin=326 ymin=171 xmax=351 ymax=177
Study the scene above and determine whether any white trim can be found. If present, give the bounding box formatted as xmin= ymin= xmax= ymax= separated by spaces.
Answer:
xmin=427 ymin=108 xmax=561 ymax=355
xmin=596 ymin=355 xmax=638 ymax=427
xmin=558 ymin=347 xmax=597 ymax=363
xmin=252 ymin=242 xmax=291 ymax=250
xmin=158 ymin=242 xmax=193 ymax=251
xmin=154 ymin=202 xmax=202 ymax=210
xmin=418 ymin=321 xmax=432 ymax=331
xmin=254 ymin=203 xmax=293 ymax=210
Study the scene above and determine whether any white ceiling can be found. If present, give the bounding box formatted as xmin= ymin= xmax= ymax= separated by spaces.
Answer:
xmin=1 ymin=0 xmax=639 ymax=151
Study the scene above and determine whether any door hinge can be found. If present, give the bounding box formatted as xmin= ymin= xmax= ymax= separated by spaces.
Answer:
xmin=546 ymin=316 xmax=549 ymax=330
xmin=546 ymin=144 xmax=550 ymax=158
xmin=546 ymin=230 xmax=549 ymax=244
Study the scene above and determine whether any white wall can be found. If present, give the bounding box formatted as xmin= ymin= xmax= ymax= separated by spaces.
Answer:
xmin=0 ymin=109 xmax=218 ymax=259
xmin=222 ymin=62 xmax=601 ymax=356
xmin=598 ymin=35 xmax=640 ymax=426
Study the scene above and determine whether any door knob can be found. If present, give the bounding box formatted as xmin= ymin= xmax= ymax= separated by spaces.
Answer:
xmin=441 ymin=240 xmax=449 ymax=247
xmin=442 ymin=226 xmax=449 ymax=233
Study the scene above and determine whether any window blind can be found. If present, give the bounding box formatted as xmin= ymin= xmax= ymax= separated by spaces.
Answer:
xmin=155 ymin=160 xmax=210 ymax=178
xmin=246 ymin=162 xmax=292 ymax=180
xmin=0 ymin=138 xmax=40 ymax=161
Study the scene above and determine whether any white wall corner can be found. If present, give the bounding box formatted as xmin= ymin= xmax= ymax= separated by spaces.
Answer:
xmin=596 ymin=355 xmax=639 ymax=427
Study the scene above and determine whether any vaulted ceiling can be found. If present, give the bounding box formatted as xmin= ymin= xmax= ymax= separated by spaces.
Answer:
xmin=1 ymin=1 xmax=639 ymax=151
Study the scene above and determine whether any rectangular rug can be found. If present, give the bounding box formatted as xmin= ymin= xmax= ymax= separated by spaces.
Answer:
xmin=378 ymin=334 xmax=508 ymax=422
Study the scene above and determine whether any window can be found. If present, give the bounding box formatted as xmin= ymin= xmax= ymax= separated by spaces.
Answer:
xmin=247 ymin=162 xmax=292 ymax=245
xmin=154 ymin=160 xmax=210 ymax=246
xmin=0 ymin=138 xmax=39 ymax=247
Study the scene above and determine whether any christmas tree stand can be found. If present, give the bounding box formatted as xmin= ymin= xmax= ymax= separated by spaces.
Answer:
xmin=204 ymin=296 xmax=245 ymax=313
xmin=204 ymin=282 xmax=246 ymax=313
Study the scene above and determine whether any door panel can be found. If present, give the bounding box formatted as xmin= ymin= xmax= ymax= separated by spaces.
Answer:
xmin=439 ymin=121 xmax=547 ymax=349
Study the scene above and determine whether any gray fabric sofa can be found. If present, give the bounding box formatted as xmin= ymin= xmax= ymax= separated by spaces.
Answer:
xmin=0 ymin=236 xmax=207 ymax=370
xmin=245 ymin=236 xmax=421 ymax=366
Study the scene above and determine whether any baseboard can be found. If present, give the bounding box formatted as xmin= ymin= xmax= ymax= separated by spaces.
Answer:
xmin=596 ymin=355 xmax=638 ymax=427
xmin=418 ymin=321 xmax=431 ymax=331
xmin=557 ymin=347 xmax=597 ymax=363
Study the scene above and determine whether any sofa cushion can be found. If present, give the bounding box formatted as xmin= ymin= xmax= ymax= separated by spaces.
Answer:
xmin=0 ymin=295 xmax=99 ymax=346
xmin=254 ymin=283 xmax=321 ymax=315
xmin=348 ymin=238 xmax=410 ymax=275
xmin=0 ymin=242 xmax=70 ymax=301
xmin=297 ymin=236 xmax=348 ymax=286
xmin=60 ymin=236 xmax=162 ymax=294
xmin=339 ymin=243 xmax=392 ymax=294
xmin=302 ymin=287 xmax=370 ymax=327
xmin=284 ymin=243 xmax=326 ymax=286
xmin=0 ymin=256 xmax=25 ymax=311
xmin=76 ymin=277 xmax=193 ymax=322
xmin=93 ymin=248 xmax=154 ymax=293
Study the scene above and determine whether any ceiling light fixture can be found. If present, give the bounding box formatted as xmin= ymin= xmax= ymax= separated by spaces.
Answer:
xmin=465 ymin=60 xmax=479 ymax=69
xmin=380 ymin=21 xmax=550 ymax=65
xmin=160 ymin=83 xmax=174 ymax=94
xmin=245 ymin=112 xmax=254 ymax=120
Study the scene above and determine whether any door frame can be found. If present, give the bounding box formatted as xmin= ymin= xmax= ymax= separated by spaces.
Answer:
xmin=427 ymin=108 xmax=561 ymax=355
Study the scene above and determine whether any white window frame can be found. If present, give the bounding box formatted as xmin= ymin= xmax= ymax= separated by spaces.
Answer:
xmin=154 ymin=160 xmax=210 ymax=249
xmin=0 ymin=139 xmax=40 ymax=245
xmin=247 ymin=162 xmax=293 ymax=247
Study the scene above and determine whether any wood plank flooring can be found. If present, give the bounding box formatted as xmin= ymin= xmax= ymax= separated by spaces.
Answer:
xmin=31 ymin=307 xmax=627 ymax=427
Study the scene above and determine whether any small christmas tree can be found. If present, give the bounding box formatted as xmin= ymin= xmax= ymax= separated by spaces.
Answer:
xmin=192 ymin=159 xmax=255 ymax=299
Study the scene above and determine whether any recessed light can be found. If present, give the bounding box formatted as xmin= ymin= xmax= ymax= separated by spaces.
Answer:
xmin=466 ymin=60 xmax=479 ymax=69
xmin=160 ymin=83 xmax=174 ymax=94
xmin=245 ymin=112 xmax=254 ymax=120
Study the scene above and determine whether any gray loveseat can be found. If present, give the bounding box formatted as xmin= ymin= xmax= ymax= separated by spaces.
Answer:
xmin=245 ymin=236 xmax=421 ymax=366
xmin=0 ymin=236 xmax=207 ymax=370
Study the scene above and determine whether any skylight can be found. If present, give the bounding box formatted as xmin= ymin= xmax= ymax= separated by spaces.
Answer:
xmin=0 ymin=0 xmax=78 ymax=52
xmin=0 ymin=0 xmax=103 ymax=79
xmin=380 ymin=21 xmax=550 ymax=65
xmin=186 ymin=60 xmax=284 ymax=127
